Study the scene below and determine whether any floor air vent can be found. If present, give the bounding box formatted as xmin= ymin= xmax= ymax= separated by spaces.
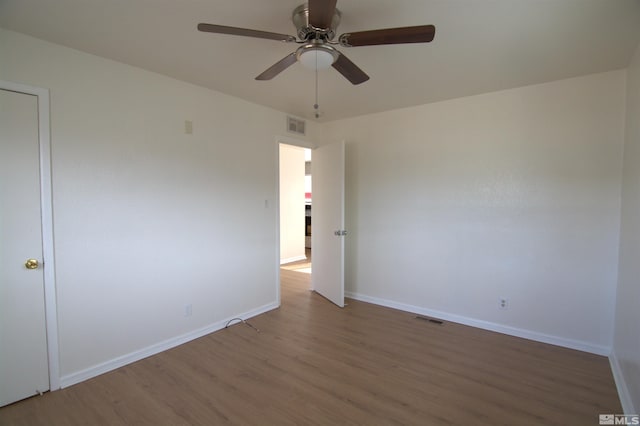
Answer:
xmin=287 ymin=116 xmax=306 ymax=136
xmin=416 ymin=316 xmax=444 ymax=325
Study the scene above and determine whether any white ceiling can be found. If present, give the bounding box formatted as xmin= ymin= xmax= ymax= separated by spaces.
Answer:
xmin=2 ymin=0 xmax=640 ymax=122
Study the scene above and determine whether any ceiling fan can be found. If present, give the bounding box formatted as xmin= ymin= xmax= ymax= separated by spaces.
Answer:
xmin=197 ymin=0 xmax=435 ymax=85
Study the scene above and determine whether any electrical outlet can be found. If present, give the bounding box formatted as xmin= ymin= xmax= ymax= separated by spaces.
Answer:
xmin=184 ymin=304 xmax=192 ymax=317
xmin=499 ymin=298 xmax=508 ymax=310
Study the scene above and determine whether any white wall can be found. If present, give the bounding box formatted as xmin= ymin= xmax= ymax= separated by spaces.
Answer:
xmin=613 ymin=41 xmax=640 ymax=414
xmin=279 ymin=144 xmax=306 ymax=264
xmin=0 ymin=23 xmax=632 ymax=394
xmin=0 ymin=28 xmax=318 ymax=384
xmin=323 ymin=71 xmax=626 ymax=353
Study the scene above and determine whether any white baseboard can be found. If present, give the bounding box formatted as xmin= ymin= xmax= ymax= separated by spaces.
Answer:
xmin=345 ymin=291 xmax=611 ymax=356
xmin=280 ymin=255 xmax=307 ymax=265
xmin=609 ymin=352 xmax=636 ymax=414
xmin=60 ymin=301 xmax=279 ymax=389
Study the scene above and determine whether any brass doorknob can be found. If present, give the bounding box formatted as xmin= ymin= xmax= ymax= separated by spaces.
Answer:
xmin=25 ymin=259 xmax=39 ymax=269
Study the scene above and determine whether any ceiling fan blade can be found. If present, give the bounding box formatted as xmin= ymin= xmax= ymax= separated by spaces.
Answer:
xmin=308 ymin=0 xmax=338 ymax=29
xmin=255 ymin=53 xmax=298 ymax=80
xmin=339 ymin=25 xmax=435 ymax=47
xmin=332 ymin=52 xmax=370 ymax=85
xmin=198 ymin=23 xmax=296 ymax=43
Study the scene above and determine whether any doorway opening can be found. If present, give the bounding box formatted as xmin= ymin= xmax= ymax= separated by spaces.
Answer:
xmin=277 ymin=139 xmax=345 ymax=308
xmin=279 ymin=143 xmax=312 ymax=277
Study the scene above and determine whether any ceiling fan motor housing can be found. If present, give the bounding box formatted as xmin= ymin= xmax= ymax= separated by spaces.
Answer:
xmin=292 ymin=3 xmax=342 ymax=41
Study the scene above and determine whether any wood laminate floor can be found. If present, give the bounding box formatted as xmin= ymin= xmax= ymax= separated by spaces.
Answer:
xmin=0 ymin=268 xmax=621 ymax=425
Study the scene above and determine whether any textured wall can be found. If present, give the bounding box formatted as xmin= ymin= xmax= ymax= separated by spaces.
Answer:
xmin=323 ymin=71 xmax=625 ymax=352
xmin=0 ymin=28 xmax=319 ymax=379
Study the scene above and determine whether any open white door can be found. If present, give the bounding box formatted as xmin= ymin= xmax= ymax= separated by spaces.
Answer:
xmin=311 ymin=141 xmax=345 ymax=307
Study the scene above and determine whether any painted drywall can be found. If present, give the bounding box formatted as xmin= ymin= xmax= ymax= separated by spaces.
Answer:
xmin=0 ymin=23 xmax=630 ymax=391
xmin=322 ymin=71 xmax=626 ymax=353
xmin=279 ymin=144 xmax=306 ymax=264
xmin=613 ymin=41 xmax=640 ymax=413
xmin=0 ymin=28 xmax=319 ymax=381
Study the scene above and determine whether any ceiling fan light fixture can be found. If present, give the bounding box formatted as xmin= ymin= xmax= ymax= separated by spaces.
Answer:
xmin=297 ymin=44 xmax=338 ymax=70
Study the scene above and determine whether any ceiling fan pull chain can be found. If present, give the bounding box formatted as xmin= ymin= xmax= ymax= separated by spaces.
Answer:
xmin=314 ymin=52 xmax=320 ymax=118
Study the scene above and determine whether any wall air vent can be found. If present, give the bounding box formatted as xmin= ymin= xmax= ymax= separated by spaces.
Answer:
xmin=287 ymin=116 xmax=306 ymax=136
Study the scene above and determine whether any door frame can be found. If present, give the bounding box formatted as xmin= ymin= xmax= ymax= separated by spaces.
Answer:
xmin=1 ymin=80 xmax=60 ymax=391
xmin=274 ymin=135 xmax=315 ymax=307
